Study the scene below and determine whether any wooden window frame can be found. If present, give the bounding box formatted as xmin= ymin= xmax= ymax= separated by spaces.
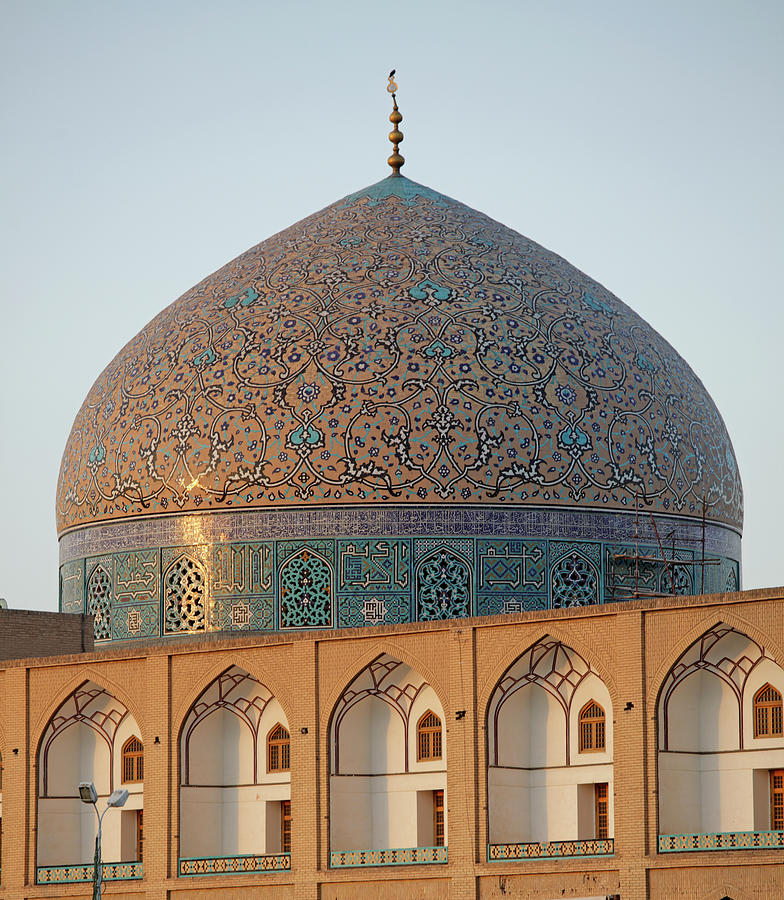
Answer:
xmin=594 ymin=782 xmax=609 ymax=839
xmin=281 ymin=799 xmax=292 ymax=853
xmin=267 ymin=723 xmax=291 ymax=773
xmin=136 ymin=809 xmax=144 ymax=862
xmin=122 ymin=736 xmax=143 ymax=784
xmin=579 ymin=699 xmax=606 ymax=753
xmin=417 ymin=710 xmax=443 ymax=762
xmin=754 ymin=683 xmax=783 ymax=738
xmin=771 ymin=770 xmax=784 ymax=831
xmin=433 ymin=789 xmax=445 ymax=847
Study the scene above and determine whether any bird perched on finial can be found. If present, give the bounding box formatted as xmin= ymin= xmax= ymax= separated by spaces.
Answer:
xmin=386 ymin=70 xmax=404 ymax=173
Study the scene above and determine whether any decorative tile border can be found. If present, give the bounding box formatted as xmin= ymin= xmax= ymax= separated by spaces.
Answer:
xmin=64 ymin=529 xmax=741 ymax=644
xmin=488 ymin=839 xmax=614 ymax=860
xmin=178 ymin=853 xmax=291 ymax=876
xmin=330 ymin=846 xmax=448 ymax=868
xmin=36 ymin=861 xmax=143 ymax=883
xmin=658 ymin=831 xmax=784 ymax=853
xmin=60 ymin=504 xmax=741 ymax=563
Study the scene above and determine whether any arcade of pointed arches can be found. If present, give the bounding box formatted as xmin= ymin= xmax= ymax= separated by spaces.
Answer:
xmin=27 ymin=622 xmax=784 ymax=872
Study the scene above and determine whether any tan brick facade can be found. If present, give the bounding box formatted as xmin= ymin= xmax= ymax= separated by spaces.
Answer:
xmin=1 ymin=588 xmax=784 ymax=899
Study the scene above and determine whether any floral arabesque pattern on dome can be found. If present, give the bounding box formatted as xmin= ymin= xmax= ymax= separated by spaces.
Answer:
xmin=57 ymin=177 xmax=742 ymax=534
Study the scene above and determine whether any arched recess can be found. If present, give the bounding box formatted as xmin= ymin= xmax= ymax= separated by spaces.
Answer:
xmin=486 ymin=638 xmax=613 ymax=848
xmin=178 ymin=665 xmax=290 ymax=860
xmin=329 ymin=653 xmax=447 ymax=854
xmin=657 ymin=624 xmax=784 ymax=840
xmin=36 ymin=681 xmax=143 ymax=868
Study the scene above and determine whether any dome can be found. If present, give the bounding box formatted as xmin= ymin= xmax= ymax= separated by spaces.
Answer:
xmin=56 ymin=175 xmax=743 ymax=641
xmin=58 ymin=175 xmax=742 ymax=533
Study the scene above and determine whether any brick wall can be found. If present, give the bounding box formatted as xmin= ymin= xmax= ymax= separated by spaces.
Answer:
xmin=0 ymin=588 xmax=782 ymax=899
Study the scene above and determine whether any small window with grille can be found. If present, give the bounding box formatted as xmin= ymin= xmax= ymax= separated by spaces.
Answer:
xmin=579 ymin=700 xmax=606 ymax=752
xmin=433 ymin=789 xmax=445 ymax=846
xmin=754 ymin=684 xmax=783 ymax=738
xmin=281 ymin=799 xmax=292 ymax=853
xmin=771 ymin=770 xmax=784 ymax=830
xmin=122 ymin=736 xmax=143 ymax=783
xmin=268 ymin=723 xmax=291 ymax=773
xmin=417 ymin=710 xmax=443 ymax=762
xmin=595 ymin=782 xmax=609 ymax=839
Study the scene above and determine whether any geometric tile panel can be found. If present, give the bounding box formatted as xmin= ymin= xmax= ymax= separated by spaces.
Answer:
xmin=59 ymin=559 xmax=84 ymax=613
xmin=60 ymin=533 xmax=743 ymax=642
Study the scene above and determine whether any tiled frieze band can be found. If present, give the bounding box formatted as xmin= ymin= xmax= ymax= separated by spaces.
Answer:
xmin=63 ymin=527 xmax=741 ymax=643
xmin=59 ymin=504 xmax=741 ymax=565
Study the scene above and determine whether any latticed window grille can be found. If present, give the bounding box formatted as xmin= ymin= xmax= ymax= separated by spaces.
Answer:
xmin=595 ymin=782 xmax=609 ymax=839
xmin=771 ymin=770 xmax=784 ymax=831
xmin=417 ymin=710 xmax=443 ymax=761
xmin=551 ymin=552 xmax=599 ymax=607
xmin=163 ymin=556 xmax=206 ymax=633
xmin=281 ymin=800 xmax=292 ymax=853
xmin=122 ymin=736 xmax=144 ymax=783
xmin=86 ymin=565 xmax=112 ymax=640
xmin=268 ymin=723 xmax=291 ymax=773
xmin=433 ymin=789 xmax=445 ymax=846
xmin=579 ymin=700 xmax=606 ymax=752
xmin=754 ymin=683 xmax=783 ymax=738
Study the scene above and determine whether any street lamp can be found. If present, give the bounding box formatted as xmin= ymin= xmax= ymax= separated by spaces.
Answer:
xmin=78 ymin=781 xmax=128 ymax=900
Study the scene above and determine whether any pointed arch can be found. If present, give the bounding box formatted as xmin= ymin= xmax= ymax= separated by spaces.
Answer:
xmin=656 ymin=622 xmax=777 ymax=751
xmin=32 ymin=667 xmax=145 ymax=754
xmin=172 ymin=652 xmax=294 ymax=734
xmin=479 ymin=625 xmax=618 ymax=716
xmin=179 ymin=664 xmax=284 ymax=786
xmin=649 ymin=612 xmax=784 ymax=713
xmin=322 ymin=638 xmax=448 ymax=732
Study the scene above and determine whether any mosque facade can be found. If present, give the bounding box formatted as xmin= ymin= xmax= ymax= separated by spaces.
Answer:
xmin=0 ymin=91 xmax=781 ymax=900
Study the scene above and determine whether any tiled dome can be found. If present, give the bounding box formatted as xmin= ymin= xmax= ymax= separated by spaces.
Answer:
xmin=58 ymin=175 xmax=742 ymax=535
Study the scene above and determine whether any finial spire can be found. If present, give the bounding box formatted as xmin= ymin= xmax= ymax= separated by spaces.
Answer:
xmin=386 ymin=70 xmax=405 ymax=175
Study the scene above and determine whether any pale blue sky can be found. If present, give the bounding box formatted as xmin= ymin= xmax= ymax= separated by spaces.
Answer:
xmin=1 ymin=0 xmax=782 ymax=610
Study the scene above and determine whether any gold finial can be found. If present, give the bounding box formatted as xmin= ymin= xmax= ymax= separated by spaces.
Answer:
xmin=386 ymin=70 xmax=404 ymax=175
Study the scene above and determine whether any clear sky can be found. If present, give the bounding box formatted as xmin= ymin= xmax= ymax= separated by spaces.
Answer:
xmin=1 ymin=0 xmax=782 ymax=611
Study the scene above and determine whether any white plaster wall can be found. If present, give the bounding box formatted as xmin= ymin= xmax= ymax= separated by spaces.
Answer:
xmin=188 ymin=708 xmax=254 ymax=785
xmin=667 ymin=670 xmax=739 ymax=752
xmin=487 ymin=767 xmax=529 ymax=843
xmin=658 ymin=749 xmax=784 ymax=834
xmin=658 ymin=754 xmax=702 ymax=833
xmin=569 ymin=674 xmax=613 ymax=764
xmin=180 ymin=782 xmax=289 ymax=857
xmin=488 ymin=764 xmax=613 ymax=843
xmin=330 ymin=772 xmax=446 ymax=851
xmin=45 ymin=722 xmax=109 ymax=797
xmin=337 ymin=695 xmax=405 ymax=775
xmin=38 ymin=798 xmax=125 ymax=865
xmin=496 ymin=684 xmax=566 ymax=769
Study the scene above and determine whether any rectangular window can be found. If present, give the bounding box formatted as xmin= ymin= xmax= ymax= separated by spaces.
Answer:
xmin=281 ymin=800 xmax=292 ymax=853
xmin=595 ymin=783 xmax=608 ymax=839
xmin=433 ymin=789 xmax=445 ymax=847
xmin=772 ymin=770 xmax=784 ymax=831
xmin=136 ymin=810 xmax=143 ymax=862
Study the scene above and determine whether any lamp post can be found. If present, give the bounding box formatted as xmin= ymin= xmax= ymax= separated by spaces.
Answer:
xmin=78 ymin=782 xmax=128 ymax=900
